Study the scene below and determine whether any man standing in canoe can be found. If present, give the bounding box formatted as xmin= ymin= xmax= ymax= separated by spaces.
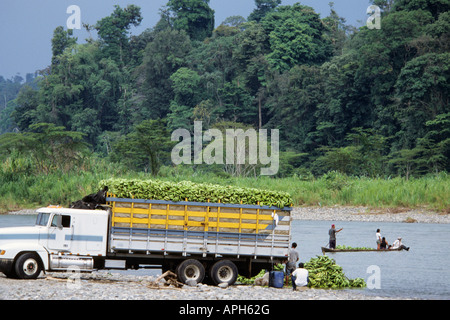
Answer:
xmin=328 ymin=224 xmax=343 ymax=249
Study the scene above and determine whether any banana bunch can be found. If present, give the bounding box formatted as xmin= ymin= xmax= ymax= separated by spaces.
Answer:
xmin=304 ymin=255 xmax=366 ymax=289
xmin=99 ymin=178 xmax=293 ymax=208
xmin=237 ymin=269 xmax=267 ymax=285
xmin=336 ymin=245 xmax=373 ymax=250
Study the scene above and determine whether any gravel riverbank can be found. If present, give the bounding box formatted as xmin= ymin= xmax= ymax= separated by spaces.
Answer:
xmin=0 ymin=271 xmax=407 ymax=300
xmin=292 ymin=206 xmax=450 ymax=224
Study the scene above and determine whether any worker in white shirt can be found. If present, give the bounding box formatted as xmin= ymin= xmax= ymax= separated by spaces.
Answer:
xmin=291 ymin=263 xmax=309 ymax=290
xmin=376 ymin=229 xmax=382 ymax=250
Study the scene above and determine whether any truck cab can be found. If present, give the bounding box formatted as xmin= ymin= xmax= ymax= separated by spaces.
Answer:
xmin=0 ymin=207 xmax=109 ymax=279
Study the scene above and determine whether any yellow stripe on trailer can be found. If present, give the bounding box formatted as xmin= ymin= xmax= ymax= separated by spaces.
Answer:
xmin=107 ymin=196 xmax=290 ymax=234
xmin=111 ymin=216 xmax=269 ymax=230
xmin=112 ymin=206 xmax=273 ymax=221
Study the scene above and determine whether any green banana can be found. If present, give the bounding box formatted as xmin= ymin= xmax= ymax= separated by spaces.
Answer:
xmin=304 ymin=256 xmax=367 ymax=289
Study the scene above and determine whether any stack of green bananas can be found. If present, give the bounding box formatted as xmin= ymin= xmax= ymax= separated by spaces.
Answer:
xmin=237 ymin=269 xmax=267 ymax=285
xmin=336 ymin=245 xmax=373 ymax=250
xmin=100 ymin=178 xmax=293 ymax=208
xmin=237 ymin=264 xmax=284 ymax=285
xmin=304 ymin=255 xmax=366 ymax=289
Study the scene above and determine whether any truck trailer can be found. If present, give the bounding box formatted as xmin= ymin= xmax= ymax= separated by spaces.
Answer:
xmin=0 ymin=197 xmax=292 ymax=285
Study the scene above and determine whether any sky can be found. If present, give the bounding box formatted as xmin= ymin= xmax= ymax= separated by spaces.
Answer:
xmin=0 ymin=0 xmax=372 ymax=80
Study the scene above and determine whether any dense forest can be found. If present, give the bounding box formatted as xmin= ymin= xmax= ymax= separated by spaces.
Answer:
xmin=0 ymin=0 xmax=449 ymax=181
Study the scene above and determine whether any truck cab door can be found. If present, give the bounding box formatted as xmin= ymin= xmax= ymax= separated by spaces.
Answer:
xmin=47 ymin=214 xmax=73 ymax=252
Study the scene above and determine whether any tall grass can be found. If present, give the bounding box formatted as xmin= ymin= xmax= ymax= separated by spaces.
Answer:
xmin=0 ymin=159 xmax=448 ymax=213
xmin=0 ymin=156 xmax=131 ymax=213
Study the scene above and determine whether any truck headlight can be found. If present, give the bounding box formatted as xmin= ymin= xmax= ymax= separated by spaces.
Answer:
xmin=0 ymin=250 xmax=5 ymax=255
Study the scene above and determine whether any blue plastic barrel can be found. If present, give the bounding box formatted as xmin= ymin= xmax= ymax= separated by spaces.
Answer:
xmin=269 ymin=271 xmax=284 ymax=288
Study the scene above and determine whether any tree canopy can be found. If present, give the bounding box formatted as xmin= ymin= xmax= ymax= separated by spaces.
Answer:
xmin=2 ymin=0 xmax=449 ymax=178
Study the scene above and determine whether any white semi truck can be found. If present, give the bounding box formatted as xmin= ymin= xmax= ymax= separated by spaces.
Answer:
xmin=0 ymin=197 xmax=292 ymax=285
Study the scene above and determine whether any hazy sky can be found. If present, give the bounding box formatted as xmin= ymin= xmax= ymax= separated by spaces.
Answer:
xmin=0 ymin=0 xmax=372 ymax=80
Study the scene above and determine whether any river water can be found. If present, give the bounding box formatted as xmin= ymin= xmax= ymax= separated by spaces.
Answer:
xmin=292 ymin=220 xmax=450 ymax=300
xmin=1 ymin=215 xmax=449 ymax=300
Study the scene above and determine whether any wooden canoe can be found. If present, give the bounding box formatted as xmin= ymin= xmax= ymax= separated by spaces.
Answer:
xmin=321 ymin=247 xmax=403 ymax=254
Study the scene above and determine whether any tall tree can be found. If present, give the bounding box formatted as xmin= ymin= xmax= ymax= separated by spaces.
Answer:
xmin=166 ymin=0 xmax=215 ymax=41
xmin=0 ymin=123 xmax=88 ymax=174
xmin=167 ymin=67 xmax=202 ymax=130
xmin=138 ymin=29 xmax=192 ymax=119
xmin=261 ymin=3 xmax=333 ymax=71
xmin=95 ymin=5 xmax=143 ymax=64
xmin=394 ymin=0 xmax=450 ymax=20
xmin=248 ymin=0 xmax=281 ymax=22
xmin=394 ymin=52 xmax=450 ymax=148
xmin=110 ymin=119 xmax=173 ymax=175
xmin=415 ymin=113 xmax=450 ymax=172
xmin=12 ymin=85 xmax=39 ymax=131
xmin=51 ymin=26 xmax=77 ymax=67
xmin=266 ymin=64 xmax=324 ymax=153
xmin=322 ymin=2 xmax=354 ymax=55
xmin=312 ymin=52 xmax=370 ymax=150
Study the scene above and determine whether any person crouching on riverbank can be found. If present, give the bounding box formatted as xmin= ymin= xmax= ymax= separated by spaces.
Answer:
xmin=292 ymin=263 xmax=309 ymax=291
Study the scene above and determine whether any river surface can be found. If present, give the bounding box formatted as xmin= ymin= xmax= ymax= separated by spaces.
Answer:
xmin=291 ymin=220 xmax=450 ymax=300
xmin=1 ymin=215 xmax=449 ymax=300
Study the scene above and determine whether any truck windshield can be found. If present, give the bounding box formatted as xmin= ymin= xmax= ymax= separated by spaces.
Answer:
xmin=36 ymin=212 xmax=51 ymax=226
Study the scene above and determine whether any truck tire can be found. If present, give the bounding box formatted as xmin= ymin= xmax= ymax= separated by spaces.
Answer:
xmin=176 ymin=259 xmax=205 ymax=284
xmin=14 ymin=253 xmax=42 ymax=280
xmin=210 ymin=260 xmax=238 ymax=286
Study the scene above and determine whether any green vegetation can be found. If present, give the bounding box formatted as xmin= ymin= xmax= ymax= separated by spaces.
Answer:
xmin=101 ymin=177 xmax=293 ymax=208
xmin=236 ymin=263 xmax=284 ymax=285
xmin=0 ymin=156 xmax=448 ymax=213
xmin=237 ymin=269 xmax=267 ymax=285
xmin=335 ymin=245 xmax=373 ymax=251
xmin=304 ymin=255 xmax=366 ymax=289
xmin=0 ymin=157 xmax=118 ymax=213
xmin=0 ymin=1 xmax=449 ymax=213
xmin=236 ymin=257 xmax=366 ymax=289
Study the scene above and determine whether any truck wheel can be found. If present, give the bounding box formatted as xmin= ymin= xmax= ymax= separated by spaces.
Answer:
xmin=14 ymin=253 xmax=42 ymax=280
xmin=210 ymin=260 xmax=238 ymax=286
xmin=176 ymin=259 xmax=205 ymax=284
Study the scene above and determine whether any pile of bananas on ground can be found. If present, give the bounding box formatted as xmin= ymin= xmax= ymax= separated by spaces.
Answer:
xmin=305 ymin=255 xmax=366 ymax=289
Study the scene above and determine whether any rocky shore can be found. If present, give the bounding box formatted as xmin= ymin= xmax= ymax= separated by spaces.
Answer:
xmin=292 ymin=206 xmax=450 ymax=224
